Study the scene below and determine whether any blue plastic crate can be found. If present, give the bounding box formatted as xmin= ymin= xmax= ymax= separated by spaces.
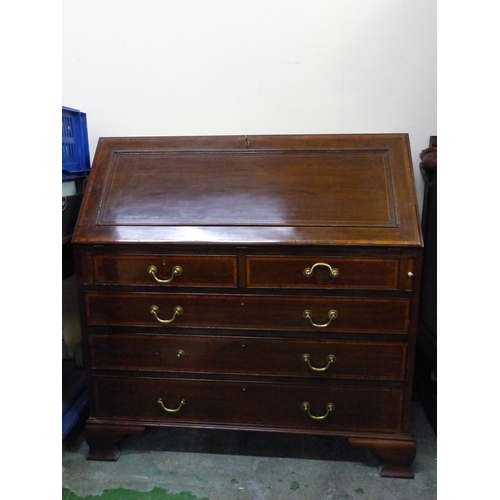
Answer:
xmin=62 ymin=106 xmax=90 ymax=181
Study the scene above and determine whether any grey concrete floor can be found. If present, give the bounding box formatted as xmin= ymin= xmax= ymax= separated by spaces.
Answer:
xmin=62 ymin=402 xmax=436 ymax=499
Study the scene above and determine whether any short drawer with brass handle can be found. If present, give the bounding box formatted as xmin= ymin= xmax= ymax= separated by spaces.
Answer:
xmin=246 ymin=256 xmax=400 ymax=290
xmin=85 ymin=292 xmax=410 ymax=334
xmin=92 ymin=254 xmax=238 ymax=287
xmin=88 ymin=334 xmax=407 ymax=380
xmin=93 ymin=376 xmax=405 ymax=432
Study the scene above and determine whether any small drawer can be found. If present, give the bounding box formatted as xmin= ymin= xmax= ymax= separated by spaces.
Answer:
xmin=85 ymin=292 xmax=410 ymax=334
xmin=93 ymin=254 xmax=238 ymax=287
xmin=93 ymin=376 xmax=404 ymax=433
xmin=89 ymin=333 xmax=407 ymax=380
xmin=247 ymin=256 xmax=400 ymax=290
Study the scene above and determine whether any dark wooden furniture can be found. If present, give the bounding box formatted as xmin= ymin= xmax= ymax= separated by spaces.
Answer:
xmin=414 ymin=136 xmax=437 ymax=433
xmin=73 ymin=134 xmax=423 ymax=478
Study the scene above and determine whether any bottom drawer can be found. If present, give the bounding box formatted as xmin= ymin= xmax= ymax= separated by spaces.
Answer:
xmin=93 ymin=376 xmax=404 ymax=433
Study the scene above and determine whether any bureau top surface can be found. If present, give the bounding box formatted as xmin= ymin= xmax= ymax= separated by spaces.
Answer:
xmin=73 ymin=134 xmax=422 ymax=246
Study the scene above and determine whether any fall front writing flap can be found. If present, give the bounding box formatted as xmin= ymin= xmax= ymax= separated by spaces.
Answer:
xmin=73 ymin=134 xmax=422 ymax=246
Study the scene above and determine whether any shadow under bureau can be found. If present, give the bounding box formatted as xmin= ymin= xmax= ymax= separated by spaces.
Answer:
xmin=72 ymin=134 xmax=423 ymax=478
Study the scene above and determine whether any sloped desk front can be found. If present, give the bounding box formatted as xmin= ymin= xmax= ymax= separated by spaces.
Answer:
xmin=73 ymin=134 xmax=422 ymax=478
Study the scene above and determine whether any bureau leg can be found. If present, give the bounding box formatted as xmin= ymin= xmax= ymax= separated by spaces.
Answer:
xmin=85 ymin=423 xmax=145 ymax=461
xmin=348 ymin=437 xmax=416 ymax=479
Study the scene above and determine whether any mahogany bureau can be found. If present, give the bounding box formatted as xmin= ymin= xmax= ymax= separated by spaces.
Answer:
xmin=73 ymin=134 xmax=423 ymax=478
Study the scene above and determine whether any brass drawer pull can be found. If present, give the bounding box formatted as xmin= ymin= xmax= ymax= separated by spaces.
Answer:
xmin=158 ymin=398 xmax=185 ymax=413
xmin=301 ymin=401 xmax=335 ymax=420
xmin=302 ymin=353 xmax=336 ymax=371
xmin=150 ymin=305 xmax=183 ymax=323
xmin=303 ymin=263 xmax=339 ymax=279
xmin=148 ymin=265 xmax=182 ymax=283
xmin=303 ymin=309 xmax=338 ymax=328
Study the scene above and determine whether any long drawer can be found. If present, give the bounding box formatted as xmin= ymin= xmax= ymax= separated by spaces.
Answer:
xmin=88 ymin=333 xmax=407 ymax=380
xmin=93 ymin=376 xmax=404 ymax=433
xmin=85 ymin=292 xmax=411 ymax=334
xmin=247 ymin=256 xmax=400 ymax=290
